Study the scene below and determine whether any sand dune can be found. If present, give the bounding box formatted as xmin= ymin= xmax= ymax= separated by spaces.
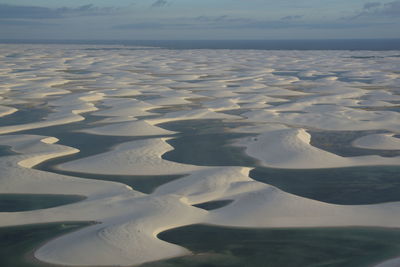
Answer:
xmin=57 ymin=138 xmax=207 ymax=175
xmin=0 ymin=45 xmax=400 ymax=266
xmin=353 ymin=133 xmax=400 ymax=150
xmin=0 ymin=105 xmax=17 ymax=117
xmin=236 ymin=128 xmax=400 ymax=168
xmin=81 ymin=119 xmax=176 ymax=137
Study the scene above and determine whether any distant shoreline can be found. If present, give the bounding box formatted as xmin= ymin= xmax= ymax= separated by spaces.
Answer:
xmin=0 ymin=39 xmax=399 ymax=50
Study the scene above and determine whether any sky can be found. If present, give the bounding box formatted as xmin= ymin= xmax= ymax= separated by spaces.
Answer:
xmin=0 ymin=0 xmax=399 ymax=40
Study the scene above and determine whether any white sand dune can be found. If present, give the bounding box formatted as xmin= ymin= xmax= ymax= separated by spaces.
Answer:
xmin=0 ymin=92 xmax=103 ymax=134
xmin=235 ymin=94 xmax=289 ymax=104
xmin=48 ymin=91 xmax=103 ymax=107
xmin=0 ymin=138 xmax=197 ymax=266
xmin=357 ymin=100 xmax=397 ymax=107
xmin=353 ymin=133 xmax=400 ymax=150
xmin=375 ymin=258 xmax=400 ymax=267
xmin=33 ymin=166 xmax=400 ymax=264
xmin=0 ymin=134 xmax=133 ymax=197
xmin=236 ymin=128 xmax=400 ymax=169
xmin=57 ymin=138 xmax=207 ymax=175
xmin=203 ymin=98 xmax=241 ymax=111
xmin=100 ymin=88 xmax=141 ymax=97
xmin=148 ymin=108 xmax=242 ymax=124
xmin=239 ymin=102 xmax=271 ymax=109
xmin=1 ymin=45 xmax=400 ymax=267
xmin=92 ymin=98 xmax=156 ymax=117
xmin=7 ymin=78 xmax=70 ymax=99
xmin=365 ymin=91 xmax=400 ymax=102
xmin=268 ymin=94 xmax=361 ymax=112
xmin=1 ymin=140 xmax=400 ymax=267
xmin=34 ymin=195 xmax=206 ymax=266
xmin=206 ymin=183 xmax=400 ymax=228
xmin=154 ymin=167 xmax=260 ymax=204
xmin=0 ymin=105 xmax=17 ymax=117
xmin=11 ymin=86 xmax=70 ymax=99
xmin=141 ymin=89 xmax=201 ymax=106
xmin=0 ymin=135 xmax=203 ymax=266
xmin=243 ymin=106 xmax=400 ymax=132
xmin=145 ymin=96 xmax=191 ymax=106
xmin=0 ymin=109 xmax=84 ymax=134
xmin=195 ymin=89 xmax=239 ymax=98
xmin=90 ymin=116 xmax=137 ymax=124
xmin=81 ymin=119 xmax=176 ymax=137
xmin=253 ymin=86 xmax=308 ymax=96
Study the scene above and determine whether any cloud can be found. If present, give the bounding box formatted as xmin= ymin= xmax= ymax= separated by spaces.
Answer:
xmin=114 ymin=23 xmax=165 ymax=29
xmin=151 ymin=0 xmax=168 ymax=8
xmin=352 ymin=0 xmax=400 ymax=18
xmin=0 ymin=4 xmax=118 ymax=19
xmin=280 ymin=15 xmax=304 ymax=21
xmin=380 ymin=0 xmax=400 ymax=16
xmin=0 ymin=19 xmax=53 ymax=26
xmin=363 ymin=2 xmax=381 ymax=10
xmin=191 ymin=15 xmax=379 ymax=30
xmin=114 ymin=22 xmax=191 ymax=30
xmin=114 ymin=15 xmax=389 ymax=31
xmin=194 ymin=15 xmax=254 ymax=24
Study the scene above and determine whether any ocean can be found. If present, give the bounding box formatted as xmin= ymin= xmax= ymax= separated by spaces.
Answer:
xmin=0 ymin=39 xmax=399 ymax=50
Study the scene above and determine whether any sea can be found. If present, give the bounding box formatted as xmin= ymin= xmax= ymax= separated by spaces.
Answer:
xmin=0 ymin=39 xmax=399 ymax=50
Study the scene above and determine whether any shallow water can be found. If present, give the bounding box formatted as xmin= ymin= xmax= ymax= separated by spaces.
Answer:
xmin=0 ymin=194 xmax=85 ymax=212
xmin=0 ymin=104 xmax=50 ymax=127
xmin=0 ymin=145 xmax=16 ymax=157
xmin=192 ymin=200 xmax=233 ymax=211
xmin=0 ymin=222 xmax=92 ymax=267
xmin=40 ymin=169 xmax=185 ymax=194
xmin=148 ymin=224 xmax=400 ymax=267
xmin=250 ymin=166 xmax=400 ymax=205
xmin=29 ymin=122 xmax=182 ymax=194
xmin=163 ymin=133 xmax=256 ymax=167
xmin=309 ymin=130 xmax=400 ymax=157
xmin=159 ymin=119 xmax=258 ymax=167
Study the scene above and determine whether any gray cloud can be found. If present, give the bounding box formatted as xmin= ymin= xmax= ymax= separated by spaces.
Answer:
xmin=192 ymin=15 xmax=377 ymax=30
xmin=114 ymin=15 xmax=389 ymax=31
xmin=280 ymin=15 xmax=304 ymax=21
xmin=380 ymin=0 xmax=400 ymax=16
xmin=114 ymin=22 xmax=190 ymax=30
xmin=114 ymin=23 xmax=165 ymax=29
xmin=194 ymin=15 xmax=254 ymax=24
xmin=352 ymin=0 xmax=400 ymax=18
xmin=363 ymin=2 xmax=381 ymax=9
xmin=0 ymin=4 xmax=117 ymax=19
xmin=151 ymin=0 xmax=168 ymax=8
xmin=0 ymin=19 xmax=53 ymax=26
